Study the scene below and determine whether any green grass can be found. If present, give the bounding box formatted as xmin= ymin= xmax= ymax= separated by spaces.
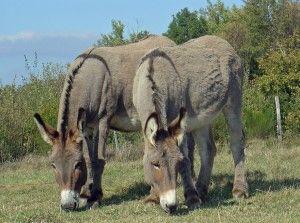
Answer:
xmin=0 ymin=138 xmax=299 ymax=223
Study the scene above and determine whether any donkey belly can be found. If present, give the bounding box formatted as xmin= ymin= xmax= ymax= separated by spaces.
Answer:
xmin=110 ymin=115 xmax=141 ymax=132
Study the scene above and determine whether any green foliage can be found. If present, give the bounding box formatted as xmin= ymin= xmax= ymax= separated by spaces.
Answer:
xmin=230 ymin=0 xmax=298 ymax=76
xmin=0 ymin=60 xmax=65 ymax=162
xmin=164 ymin=8 xmax=208 ymax=44
xmin=205 ymin=0 xmax=230 ymax=34
xmin=243 ymin=85 xmax=276 ymax=138
xmin=96 ymin=20 xmax=126 ymax=46
xmin=257 ymin=34 xmax=300 ymax=132
xmin=95 ymin=20 xmax=149 ymax=47
xmin=258 ymin=35 xmax=300 ymax=97
xmin=129 ymin=30 xmax=150 ymax=43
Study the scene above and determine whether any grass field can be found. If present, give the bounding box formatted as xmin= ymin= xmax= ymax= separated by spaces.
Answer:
xmin=0 ymin=138 xmax=299 ymax=223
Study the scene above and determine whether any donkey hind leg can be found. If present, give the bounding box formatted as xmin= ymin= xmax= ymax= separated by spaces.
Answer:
xmin=223 ymin=108 xmax=248 ymax=198
xmin=178 ymin=134 xmax=202 ymax=209
xmin=192 ymin=126 xmax=216 ymax=202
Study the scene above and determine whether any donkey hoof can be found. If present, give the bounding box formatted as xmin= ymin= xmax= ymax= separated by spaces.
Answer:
xmin=196 ymin=187 xmax=209 ymax=203
xmin=87 ymin=201 xmax=100 ymax=210
xmin=198 ymin=192 xmax=209 ymax=203
xmin=186 ymin=195 xmax=202 ymax=210
xmin=232 ymin=187 xmax=249 ymax=199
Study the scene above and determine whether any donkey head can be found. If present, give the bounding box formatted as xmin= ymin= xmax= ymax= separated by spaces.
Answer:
xmin=33 ymin=108 xmax=87 ymax=211
xmin=143 ymin=108 xmax=186 ymax=213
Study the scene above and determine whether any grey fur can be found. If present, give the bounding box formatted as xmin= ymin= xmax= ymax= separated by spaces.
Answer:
xmin=133 ymin=35 xmax=248 ymax=208
xmin=35 ymin=35 xmax=176 ymax=209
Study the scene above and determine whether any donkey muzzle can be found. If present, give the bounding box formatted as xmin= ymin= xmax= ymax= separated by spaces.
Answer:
xmin=60 ymin=190 xmax=79 ymax=211
xmin=160 ymin=189 xmax=178 ymax=214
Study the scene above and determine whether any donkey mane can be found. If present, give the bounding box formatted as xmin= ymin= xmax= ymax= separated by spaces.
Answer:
xmin=139 ymin=49 xmax=181 ymax=130
xmin=60 ymin=48 xmax=95 ymax=141
xmin=139 ymin=48 xmax=178 ymax=73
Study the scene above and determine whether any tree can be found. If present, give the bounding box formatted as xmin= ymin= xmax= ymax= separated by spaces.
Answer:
xmin=205 ymin=0 xmax=230 ymax=34
xmin=95 ymin=20 xmax=149 ymax=47
xmin=240 ymin=0 xmax=299 ymax=76
xmin=164 ymin=8 xmax=208 ymax=44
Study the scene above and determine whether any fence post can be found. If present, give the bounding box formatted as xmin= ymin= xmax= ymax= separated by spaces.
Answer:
xmin=274 ymin=96 xmax=283 ymax=141
xmin=113 ymin=131 xmax=119 ymax=150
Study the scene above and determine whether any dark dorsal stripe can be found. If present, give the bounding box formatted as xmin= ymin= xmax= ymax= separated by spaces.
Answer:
xmin=139 ymin=48 xmax=179 ymax=75
xmin=75 ymin=54 xmax=111 ymax=76
xmin=139 ymin=49 xmax=181 ymax=130
xmin=60 ymin=50 xmax=112 ymax=142
xmin=60 ymin=48 xmax=95 ymax=141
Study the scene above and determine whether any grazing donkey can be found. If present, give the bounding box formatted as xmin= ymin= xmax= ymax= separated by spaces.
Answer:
xmin=34 ymin=35 xmax=176 ymax=211
xmin=133 ymin=35 xmax=248 ymax=213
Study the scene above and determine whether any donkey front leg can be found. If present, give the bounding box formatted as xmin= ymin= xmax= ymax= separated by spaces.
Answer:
xmin=192 ymin=126 xmax=216 ymax=202
xmin=178 ymin=135 xmax=201 ymax=209
xmin=84 ymin=117 xmax=109 ymax=208
xmin=187 ymin=132 xmax=196 ymax=181
xmin=80 ymin=128 xmax=95 ymax=202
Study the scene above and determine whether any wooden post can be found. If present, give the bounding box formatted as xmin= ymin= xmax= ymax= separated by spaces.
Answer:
xmin=113 ymin=131 xmax=119 ymax=150
xmin=275 ymin=96 xmax=283 ymax=141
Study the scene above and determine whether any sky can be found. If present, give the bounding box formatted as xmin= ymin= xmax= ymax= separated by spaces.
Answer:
xmin=0 ymin=0 xmax=243 ymax=84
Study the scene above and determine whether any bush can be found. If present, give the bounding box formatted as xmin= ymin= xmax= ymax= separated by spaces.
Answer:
xmin=257 ymin=35 xmax=300 ymax=133
xmin=0 ymin=63 xmax=65 ymax=162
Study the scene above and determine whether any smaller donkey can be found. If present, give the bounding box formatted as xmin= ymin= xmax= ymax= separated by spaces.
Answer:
xmin=133 ymin=35 xmax=248 ymax=213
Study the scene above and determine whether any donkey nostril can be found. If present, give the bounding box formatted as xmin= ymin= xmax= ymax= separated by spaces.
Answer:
xmin=61 ymin=203 xmax=77 ymax=211
xmin=166 ymin=204 xmax=177 ymax=214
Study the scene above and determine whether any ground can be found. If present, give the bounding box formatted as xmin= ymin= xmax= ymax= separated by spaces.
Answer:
xmin=0 ymin=138 xmax=299 ymax=223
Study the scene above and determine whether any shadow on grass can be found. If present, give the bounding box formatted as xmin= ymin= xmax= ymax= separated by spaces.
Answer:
xmin=202 ymin=170 xmax=300 ymax=208
xmin=79 ymin=170 xmax=299 ymax=213
xmin=102 ymin=182 xmax=150 ymax=206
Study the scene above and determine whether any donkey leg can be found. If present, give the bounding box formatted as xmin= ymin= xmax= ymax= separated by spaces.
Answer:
xmin=178 ymin=135 xmax=201 ymax=209
xmin=84 ymin=117 xmax=109 ymax=208
xmin=192 ymin=126 xmax=216 ymax=202
xmin=92 ymin=117 xmax=109 ymax=203
xmin=144 ymin=186 xmax=160 ymax=204
xmin=80 ymin=129 xmax=95 ymax=199
xmin=223 ymin=108 xmax=248 ymax=198
xmin=187 ymin=132 xmax=196 ymax=181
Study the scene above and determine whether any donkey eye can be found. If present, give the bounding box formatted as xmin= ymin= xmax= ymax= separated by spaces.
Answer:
xmin=151 ymin=161 xmax=160 ymax=169
xmin=51 ymin=163 xmax=56 ymax=169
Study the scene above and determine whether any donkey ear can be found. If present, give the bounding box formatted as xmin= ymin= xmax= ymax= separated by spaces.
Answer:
xmin=77 ymin=107 xmax=86 ymax=132
xmin=34 ymin=113 xmax=59 ymax=145
xmin=68 ymin=128 xmax=83 ymax=145
xmin=168 ymin=107 xmax=187 ymax=137
xmin=144 ymin=113 xmax=159 ymax=146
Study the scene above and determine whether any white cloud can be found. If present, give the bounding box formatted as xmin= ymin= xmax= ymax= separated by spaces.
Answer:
xmin=0 ymin=31 xmax=36 ymax=42
xmin=0 ymin=31 xmax=98 ymax=42
xmin=0 ymin=31 xmax=98 ymax=56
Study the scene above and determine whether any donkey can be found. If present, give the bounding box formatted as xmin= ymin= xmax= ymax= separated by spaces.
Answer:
xmin=34 ymin=35 xmax=176 ymax=211
xmin=133 ymin=35 xmax=248 ymax=213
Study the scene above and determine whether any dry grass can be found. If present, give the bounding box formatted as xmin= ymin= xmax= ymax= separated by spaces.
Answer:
xmin=0 ymin=137 xmax=299 ymax=223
